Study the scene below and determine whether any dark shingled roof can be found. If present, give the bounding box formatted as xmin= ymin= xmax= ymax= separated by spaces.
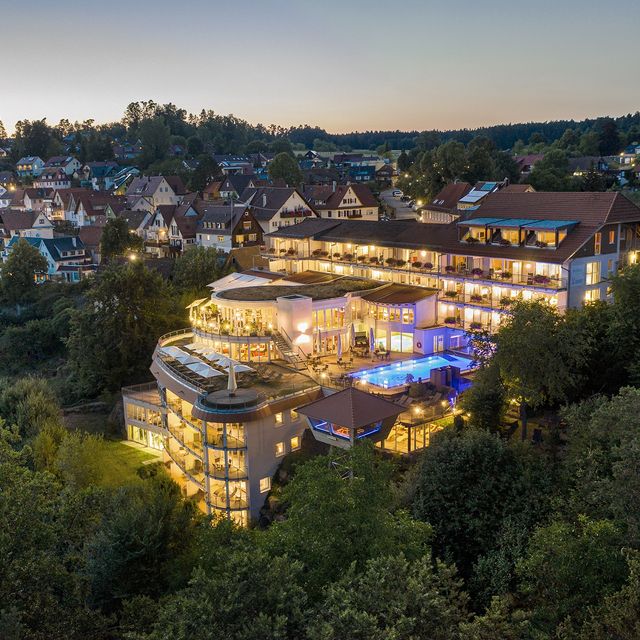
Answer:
xmin=361 ymin=283 xmax=438 ymax=304
xmin=297 ymin=387 xmax=403 ymax=430
xmin=424 ymin=182 xmax=472 ymax=213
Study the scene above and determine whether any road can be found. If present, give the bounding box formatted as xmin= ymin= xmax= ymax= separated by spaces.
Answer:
xmin=379 ymin=189 xmax=419 ymax=220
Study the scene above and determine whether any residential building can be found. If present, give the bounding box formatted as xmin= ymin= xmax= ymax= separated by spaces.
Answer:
xmin=219 ymin=174 xmax=260 ymax=200
xmin=568 ymin=156 xmax=610 ymax=176
xmin=0 ymin=209 xmax=55 ymax=243
xmin=16 ymin=156 xmax=45 ymax=178
xmin=34 ymin=169 xmax=71 ymax=190
xmin=44 ymin=155 xmax=82 ymax=176
xmin=302 ymin=183 xmax=379 ymax=221
xmin=457 ymin=180 xmax=509 ymax=210
xmin=23 ymin=188 xmax=54 ymax=214
xmin=125 ymin=176 xmax=183 ymax=210
xmin=240 ymin=186 xmax=317 ymax=233
xmin=514 ymin=154 xmax=545 ymax=177
xmin=81 ymin=161 xmax=120 ymax=189
xmin=419 ymin=182 xmax=472 ymax=224
xmin=213 ymin=155 xmax=254 ymax=175
xmin=196 ymin=204 xmax=263 ymax=252
xmin=3 ymin=235 xmax=93 ymax=281
xmin=113 ymin=142 xmax=143 ymax=161
xmin=619 ymin=142 xmax=640 ymax=165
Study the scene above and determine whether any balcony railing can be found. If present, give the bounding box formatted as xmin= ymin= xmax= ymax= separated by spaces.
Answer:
xmin=164 ymin=445 xmax=205 ymax=490
xmin=193 ymin=325 xmax=273 ymax=340
xmin=167 ymin=423 xmax=204 ymax=459
xmin=207 ymin=432 xmax=247 ymax=449
xmin=208 ymin=493 xmax=249 ymax=510
xmin=209 ymin=465 xmax=248 ymax=480
xmin=439 ymin=292 xmax=556 ymax=310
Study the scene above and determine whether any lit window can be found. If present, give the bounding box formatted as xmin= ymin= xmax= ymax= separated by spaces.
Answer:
xmin=275 ymin=412 xmax=283 ymax=425
xmin=594 ymin=232 xmax=601 ymax=255
xmin=585 ymin=262 xmax=600 ymax=285
xmin=584 ymin=288 xmax=601 ymax=303
xmin=275 ymin=441 xmax=285 ymax=457
xmin=218 ymin=235 xmax=224 ymax=242
xmin=259 ymin=477 xmax=271 ymax=493
xmin=291 ymin=436 xmax=301 ymax=451
xmin=609 ymin=230 xmax=615 ymax=244
xmin=290 ymin=408 xmax=298 ymax=421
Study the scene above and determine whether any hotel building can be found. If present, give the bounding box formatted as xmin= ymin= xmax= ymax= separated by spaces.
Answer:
xmin=122 ymin=191 xmax=640 ymax=524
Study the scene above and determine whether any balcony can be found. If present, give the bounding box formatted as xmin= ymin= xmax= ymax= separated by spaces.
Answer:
xmin=209 ymin=464 xmax=248 ymax=480
xmin=164 ymin=445 xmax=205 ymax=490
xmin=167 ymin=423 xmax=203 ymax=458
xmin=208 ymin=493 xmax=249 ymax=510
xmin=439 ymin=291 xmax=556 ymax=310
xmin=207 ymin=432 xmax=246 ymax=449
xmin=442 ymin=267 xmax=566 ymax=290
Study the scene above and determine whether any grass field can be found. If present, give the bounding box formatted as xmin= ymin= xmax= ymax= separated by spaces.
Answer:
xmin=100 ymin=440 xmax=160 ymax=487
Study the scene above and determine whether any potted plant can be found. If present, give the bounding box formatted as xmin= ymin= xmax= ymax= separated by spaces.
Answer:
xmin=470 ymin=294 xmax=483 ymax=302
xmin=471 ymin=267 xmax=484 ymax=277
xmin=501 ymin=271 xmax=512 ymax=279
xmin=445 ymin=265 xmax=455 ymax=273
xmin=396 ymin=259 xmax=407 ymax=267
xmin=357 ymin=255 xmax=367 ymax=262
xmin=343 ymin=253 xmax=354 ymax=261
xmin=268 ymin=247 xmax=276 ymax=254
xmin=312 ymin=248 xmax=322 ymax=256
xmin=369 ymin=256 xmax=379 ymax=264
xmin=444 ymin=317 xmax=456 ymax=325
xmin=424 ymin=262 xmax=434 ymax=270
xmin=535 ymin=240 xmax=548 ymax=248
xmin=319 ymin=250 xmax=329 ymax=257
xmin=412 ymin=261 xmax=422 ymax=269
xmin=533 ymin=274 xmax=550 ymax=284
xmin=279 ymin=248 xmax=286 ymax=254
xmin=444 ymin=290 xmax=458 ymax=298
xmin=469 ymin=321 xmax=482 ymax=330
xmin=499 ymin=238 xmax=511 ymax=246
xmin=500 ymin=296 xmax=513 ymax=306
xmin=286 ymin=248 xmax=296 ymax=256
xmin=333 ymin=252 xmax=341 ymax=259
xmin=466 ymin=236 xmax=479 ymax=243
xmin=385 ymin=257 xmax=396 ymax=266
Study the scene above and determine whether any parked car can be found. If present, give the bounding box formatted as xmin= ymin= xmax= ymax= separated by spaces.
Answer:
xmin=392 ymin=189 xmax=403 ymax=197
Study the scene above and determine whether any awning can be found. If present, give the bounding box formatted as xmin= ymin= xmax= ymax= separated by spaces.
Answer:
xmin=185 ymin=298 xmax=208 ymax=309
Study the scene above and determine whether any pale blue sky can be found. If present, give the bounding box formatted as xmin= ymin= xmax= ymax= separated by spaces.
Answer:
xmin=3 ymin=0 xmax=639 ymax=133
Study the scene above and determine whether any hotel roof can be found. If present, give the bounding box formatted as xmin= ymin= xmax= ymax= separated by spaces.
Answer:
xmin=297 ymin=387 xmax=403 ymax=430
xmin=361 ymin=283 xmax=438 ymax=305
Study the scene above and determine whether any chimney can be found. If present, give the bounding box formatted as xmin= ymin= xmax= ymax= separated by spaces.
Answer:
xmin=262 ymin=193 xmax=267 ymax=208
xmin=332 ymin=180 xmax=337 ymax=193
xmin=71 ymin=237 xmax=77 ymax=247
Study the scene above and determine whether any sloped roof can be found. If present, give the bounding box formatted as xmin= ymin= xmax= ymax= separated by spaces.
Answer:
xmin=297 ymin=387 xmax=403 ymax=430
xmin=426 ymin=182 xmax=472 ymax=212
xmin=78 ymin=225 xmax=104 ymax=248
xmin=303 ymin=183 xmax=378 ymax=209
xmin=241 ymin=186 xmax=313 ymax=221
xmin=0 ymin=210 xmax=37 ymax=232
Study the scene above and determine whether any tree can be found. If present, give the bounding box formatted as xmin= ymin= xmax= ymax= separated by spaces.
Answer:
xmin=66 ymin=262 xmax=185 ymax=396
xmin=413 ymin=429 xmax=552 ymax=580
xmin=12 ymin=118 xmax=52 ymax=159
xmin=100 ymin=217 xmax=142 ymax=261
xmin=529 ymin=149 xmax=570 ymax=191
xmin=264 ymin=443 xmax=431 ymax=599
xmin=609 ymin=264 xmax=640 ymax=384
xmin=581 ymin=163 xmax=605 ymax=191
xmin=187 ymin=154 xmax=220 ymax=192
xmin=307 ymin=555 xmax=469 ymax=640
xmin=171 ymin=246 xmax=227 ymax=296
xmin=397 ymin=150 xmax=411 ymax=172
xmin=139 ymin=116 xmax=171 ymax=164
xmin=434 ymin=141 xmax=467 ymax=182
xmin=186 ymin=135 xmax=203 ymax=156
xmin=597 ymin=118 xmax=621 ymax=156
xmin=268 ymin=152 xmax=303 ymax=186
xmin=460 ymin=362 xmax=506 ymax=431
xmin=85 ymin=474 xmax=200 ymax=612
xmin=517 ymin=516 xmax=627 ymax=634
xmin=270 ymin=138 xmax=294 ymax=155
xmin=561 ymin=388 xmax=640 ymax=545
xmin=574 ymin=550 xmax=640 ymax=640
xmin=492 ymin=301 xmax=576 ymax=439
xmin=0 ymin=238 xmax=48 ymax=310
xmin=0 ymin=120 xmax=6 ymax=139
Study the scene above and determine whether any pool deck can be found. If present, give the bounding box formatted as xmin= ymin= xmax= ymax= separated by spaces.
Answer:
xmin=305 ymin=351 xmax=472 ymax=395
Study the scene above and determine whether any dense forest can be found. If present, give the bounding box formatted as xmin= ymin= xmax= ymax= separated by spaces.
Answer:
xmin=2 ymin=102 xmax=639 ymax=166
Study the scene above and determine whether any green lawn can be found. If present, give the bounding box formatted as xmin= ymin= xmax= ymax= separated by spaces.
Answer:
xmin=100 ymin=440 xmax=160 ymax=487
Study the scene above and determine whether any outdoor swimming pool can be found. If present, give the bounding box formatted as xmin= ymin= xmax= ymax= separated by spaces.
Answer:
xmin=350 ymin=353 xmax=474 ymax=389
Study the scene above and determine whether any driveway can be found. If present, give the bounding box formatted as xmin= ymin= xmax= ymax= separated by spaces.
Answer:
xmin=379 ymin=189 xmax=418 ymax=220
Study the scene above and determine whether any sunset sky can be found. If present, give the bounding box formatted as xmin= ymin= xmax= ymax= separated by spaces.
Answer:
xmin=3 ymin=0 xmax=640 ymax=134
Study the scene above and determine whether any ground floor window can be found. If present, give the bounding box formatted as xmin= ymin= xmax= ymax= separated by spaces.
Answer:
xmin=390 ymin=332 xmax=413 ymax=353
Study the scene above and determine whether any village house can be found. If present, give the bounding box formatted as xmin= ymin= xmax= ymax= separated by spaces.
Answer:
xmin=34 ymin=169 xmax=71 ymax=190
xmin=196 ymin=204 xmax=263 ymax=252
xmin=239 ymin=186 xmax=317 ymax=233
xmin=125 ymin=176 xmax=186 ymax=211
xmin=44 ymin=155 xmax=82 ymax=176
xmin=302 ymin=183 xmax=379 ymax=221
xmin=15 ymin=156 xmax=45 ymax=178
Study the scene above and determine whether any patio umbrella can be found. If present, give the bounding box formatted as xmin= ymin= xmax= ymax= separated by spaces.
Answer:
xmin=337 ymin=333 xmax=343 ymax=359
xmin=315 ymin=331 xmax=322 ymax=355
xmin=231 ymin=363 xmax=254 ymax=373
xmin=227 ymin=361 xmax=238 ymax=395
xmin=349 ymin=324 xmax=356 ymax=347
xmin=369 ymin=327 xmax=375 ymax=352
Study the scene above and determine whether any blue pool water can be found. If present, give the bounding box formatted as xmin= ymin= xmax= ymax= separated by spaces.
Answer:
xmin=350 ymin=353 xmax=474 ymax=389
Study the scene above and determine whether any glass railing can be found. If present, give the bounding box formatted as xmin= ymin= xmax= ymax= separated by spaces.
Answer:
xmin=208 ymin=465 xmax=248 ymax=480
xmin=208 ymin=493 xmax=249 ymax=510
xmin=206 ymin=432 xmax=246 ymax=449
